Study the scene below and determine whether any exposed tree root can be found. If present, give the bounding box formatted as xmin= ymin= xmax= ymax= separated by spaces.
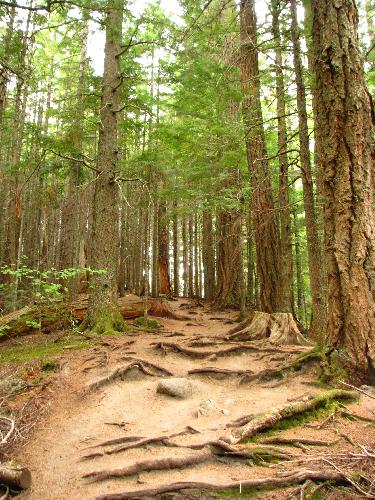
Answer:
xmin=94 ymin=468 xmax=349 ymax=499
xmin=153 ymin=341 xmax=302 ymax=359
xmin=259 ymin=437 xmax=340 ymax=448
xmin=239 ymin=349 xmax=324 ymax=385
xmin=83 ymin=450 xmax=212 ymax=482
xmin=179 ymin=439 xmax=296 ymax=461
xmin=226 ymin=311 xmax=312 ymax=346
xmin=117 ymin=357 xmax=175 ymax=377
xmin=188 ymin=367 xmax=254 ymax=379
xmin=81 ymin=427 xmax=200 ymax=460
xmin=226 ymin=414 xmax=254 ymax=428
xmin=85 ymin=360 xmax=174 ymax=392
xmin=226 ymin=390 xmax=358 ymax=444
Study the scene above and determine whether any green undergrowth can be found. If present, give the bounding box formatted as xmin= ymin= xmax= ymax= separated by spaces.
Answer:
xmin=0 ymin=336 xmax=89 ymax=364
xmin=133 ymin=316 xmax=160 ymax=332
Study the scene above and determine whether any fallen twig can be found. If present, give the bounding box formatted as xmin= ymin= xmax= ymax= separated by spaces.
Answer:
xmin=339 ymin=381 xmax=375 ymax=400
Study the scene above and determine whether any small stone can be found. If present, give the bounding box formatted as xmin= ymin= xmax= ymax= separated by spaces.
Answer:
xmin=207 ymin=354 xmax=218 ymax=361
xmin=157 ymin=378 xmax=193 ymax=399
xmin=197 ymin=399 xmax=221 ymax=417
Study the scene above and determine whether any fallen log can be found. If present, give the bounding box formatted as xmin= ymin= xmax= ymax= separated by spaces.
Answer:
xmin=226 ymin=390 xmax=358 ymax=444
xmin=0 ymin=294 xmax=187 ymax=339
xmin=83 ymin=450 xmax=212 ymax=482
xmin=0 ymin=464 xmax=31 ymax=490
xmin=226 ymin=311 xmax=311 ymax=346
xmin=94 ymin=468 xmax=349 ymax=499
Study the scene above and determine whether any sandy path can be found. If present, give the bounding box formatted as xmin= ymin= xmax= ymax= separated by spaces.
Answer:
xmin=16 ymin=300 xmax=374 ymax=500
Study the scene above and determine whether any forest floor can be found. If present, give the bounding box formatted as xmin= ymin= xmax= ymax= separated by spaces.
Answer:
xmin=1 ymin=298 xmax=374 ymax=499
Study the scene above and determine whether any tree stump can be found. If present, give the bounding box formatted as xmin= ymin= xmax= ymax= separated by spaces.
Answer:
xmin=227 ymin=311 xmax=311 ymax=345
xmin=0 ymin=464 xmax=31 ymax=489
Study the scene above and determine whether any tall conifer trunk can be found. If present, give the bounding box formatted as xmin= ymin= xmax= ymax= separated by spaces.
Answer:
xmin=312 ymin=0 xmax=375 ymax=381
xmin=240 ymin=0 xmax=282 ymax=313
xmin=84 ymin=0 xmax=125 ymax=333
xmin=271 ymin=0 xmax=293 ymax=313
xmin=290 ymin=0 xmax=326 ymax=337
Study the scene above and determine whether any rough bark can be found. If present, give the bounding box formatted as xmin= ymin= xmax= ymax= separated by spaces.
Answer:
xmin=84 ymin=0 xmax=125 ymax=333
xmin=290 ymin=0 xmax=326 ymax=337
xmin=226 ymin=311 xmax=310 ymax=345
xmin=172 ymin=200 xmax=179 ymax=296
xmin=158 ymin=200 xmax=172 ymax=295
xmin=271 ymin=0 xmax=293 ymax=313
xmin=312 ymin=0 xmax=375 ymax=382
xmin=240 ymin=0 xmax=282 ymax=313
xmin=202 ymin=209 xmax=215 ymax=301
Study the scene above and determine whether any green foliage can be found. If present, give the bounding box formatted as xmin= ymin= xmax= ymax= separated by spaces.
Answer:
xmin=133 ymin=316 xmax=160 ymax=331
xmin=0 ymin=265 xmax=105 ymax=312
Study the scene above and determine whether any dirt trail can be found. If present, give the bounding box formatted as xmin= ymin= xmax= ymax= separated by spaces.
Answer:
xmin=15 ymin=300 xmax=374 ymax=499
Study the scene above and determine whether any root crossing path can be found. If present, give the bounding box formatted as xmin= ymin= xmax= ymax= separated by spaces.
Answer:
xmin=17 ymin=300 xmax=375 ymax=500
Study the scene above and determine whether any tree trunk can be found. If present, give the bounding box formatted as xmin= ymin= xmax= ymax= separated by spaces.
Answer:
xmin=84 ymin=0 xmax=125 ymax=333
xmin=158 ymin=200 xmax=172 ymax=295
xmin=312 ymin=0 xmax=375 ymax=382
xmin=202 ymin=209 xmax=215 ymax=301
xmin=290 ymin=0 xmax=326 ymax=337
xmin=172 ymin=201 xmax=179 ymax=296
xmin=240 ymin=0 xmax=282 ymax=313
xmin=271 ymin=0 xmax=293 ymax=313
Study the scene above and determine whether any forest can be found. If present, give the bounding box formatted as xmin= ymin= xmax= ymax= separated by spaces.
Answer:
xmin=0 ymin=0 xmax=374 ymax=499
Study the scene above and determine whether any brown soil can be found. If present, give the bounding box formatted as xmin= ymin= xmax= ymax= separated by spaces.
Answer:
xmin=5 ymin=299 xmax=374 ymax=499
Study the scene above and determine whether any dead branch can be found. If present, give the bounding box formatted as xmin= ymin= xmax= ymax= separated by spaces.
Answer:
xmin=226 ymin=390 xmax=358 ymax=444
xmin=84 ymin=450 xmax=212 ymax=482
xmin=0 ymin=417 xmax=15 ymax=445
xmin=0 ymin=464 xmax=31 ymax=490
xmin=94 ymin=468 xmax=349 ymax=499
xmin=339 ymin=381 xmax=375 ymax=400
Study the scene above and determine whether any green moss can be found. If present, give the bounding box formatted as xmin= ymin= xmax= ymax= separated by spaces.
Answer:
xmin=133 ymin=316 xmax=160 ymax=332
xmin=246 ymin=396 xmax=356 ymax=442
xmin=41 ymin=360 xmax=58 ymax=372
xmin=0 ymin=338 xmax=89 ymax=364
xmin=82 ymin=307 xmax=127 ymax=335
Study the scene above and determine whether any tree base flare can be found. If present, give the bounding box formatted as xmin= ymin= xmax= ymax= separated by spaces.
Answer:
xmin=81 ymin=307 xmax=127 ymax=335
xmin=227 ymin=311 xmax=311 ymax=345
